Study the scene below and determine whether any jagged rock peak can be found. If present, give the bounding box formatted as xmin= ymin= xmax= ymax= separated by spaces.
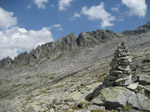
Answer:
xmin=0 ymin=57 xmax=13 ymax=68
xmin=76 ymin=30 xmax=116 ymax=47
xmin=138 ymin=21 xmax=150 ymax=29
xmin=56 ymin=33 xmax=77 ymax=46
xmin=123 ymin=21 xmax=150 ymax=35
xmin=54 ymin=33 xmax=77 ymax=51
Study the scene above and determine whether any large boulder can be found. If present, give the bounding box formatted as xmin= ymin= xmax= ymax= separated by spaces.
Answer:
xmin=91 ymin=87 xmax=150 ymax=111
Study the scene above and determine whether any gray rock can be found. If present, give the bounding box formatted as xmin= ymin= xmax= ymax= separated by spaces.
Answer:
xmin=105 ymin=75 xmax=117 ymax=81
xmin=139 ymin=74 xmax=150 ymax=85
xmin=115 ymin=75 xmax=132 ymax=86
xmin=74 ymin=110 xmax=90 ymax=112
xmin=117 ymin=73 xmax=128 ymax=78
xmin=127 ymin=82 xmax=139 ymax=90
xmin=136 ymin=93 xmax=150 ymax=111
xmin=26 ymin=107 xmax=36 ymax=112
xmin=0 ymin=108 xmax=4 ymax=112
xmin=90 ymin=86 xmax=150 ymax=111
xmin=87 ymin=105 xmax=105 ymax=110
xmin=49 ymin=108 xmax=55 ymax=112
xmin=91 ymin=87 xmax=130 ymax=109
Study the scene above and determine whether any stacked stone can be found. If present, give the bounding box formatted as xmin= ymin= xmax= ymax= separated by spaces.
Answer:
xmin=104 ymin=42 xmax=132 ymax=86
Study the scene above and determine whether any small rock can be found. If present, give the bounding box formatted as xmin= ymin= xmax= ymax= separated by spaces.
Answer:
xmin=127 ymin=82 xmax=139 ymax=90
xmin=87 ymin=104 xmax=105 ymax=110
xmin=115 ymin=74 xmax=132 ymax=86
xmin=74 ymin=109 xmax=90 ymax=112
xmin=49 ymin=108 xmax=55 ymax=112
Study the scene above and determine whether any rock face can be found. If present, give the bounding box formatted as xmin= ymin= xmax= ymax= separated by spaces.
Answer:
xmin=104 ymin=42 xmax=133 ymax=86
xmin=76 ymin=30 xmax=116 ymax=47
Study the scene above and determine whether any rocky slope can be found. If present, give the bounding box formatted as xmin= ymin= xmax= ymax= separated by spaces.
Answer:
xmin=0 ymin=22 xmax=150 ymax=112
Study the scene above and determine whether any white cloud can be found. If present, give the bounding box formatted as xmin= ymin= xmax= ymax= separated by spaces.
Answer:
xmin=0 ymin=7 xmax=17 ymax=29
xmin=122 ymin=0 xmax=147 ymax=17
xmin=34 ymin=0 xmax=48 ymax=9
xmin=0 ymin=49 xmax=18 ymax=60
xmin=73 ymin=12 xmax=81 ymax=18
xmin=58 ymin=0 xmax=73 ymax=11
xmin=111 ymin=7 xmax=119 ymax=12
xmin=50 ymin=24 xmax=63 ymax=31
xmin=0 ymin=27 xmax=53 ymax=59
xmin=27 ymin=4 xmax=32 ymax=9
xmin=81 ymin=2 xmax=115 ymax=28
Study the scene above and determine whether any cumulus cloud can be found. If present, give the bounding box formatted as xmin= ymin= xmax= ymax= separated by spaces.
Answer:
xmin=111 ymin=7 xmax=119 ymax=12
xmin=34 ymin=0 xmax=48 ymax=9
xmin=0 ymin=7 xmax=17 ymax=29
xmin=0 ymin=27 xmax=53 ymax=59
xmin=58 ymin=0 xmax=73 ymax=11
xmin=122 ymin=0 xmax=147 ymax=17
xmin=73 ymin=12 xmax=81 ymax=18
xmin=81 ymin=2 xmax=115 ymax=28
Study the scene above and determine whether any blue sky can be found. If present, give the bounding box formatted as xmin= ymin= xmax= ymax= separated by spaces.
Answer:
xmin=0 ymin=0 xmax=149 ymax=59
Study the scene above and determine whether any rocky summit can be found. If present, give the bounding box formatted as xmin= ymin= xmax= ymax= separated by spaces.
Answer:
xmin=0 ymin=22 xmax=150 ymax=112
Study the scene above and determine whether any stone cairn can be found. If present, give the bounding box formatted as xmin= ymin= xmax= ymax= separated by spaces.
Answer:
xmin=104 ymin=42 xmax=133 ymax=86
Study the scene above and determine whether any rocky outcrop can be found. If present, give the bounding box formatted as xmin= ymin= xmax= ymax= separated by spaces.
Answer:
xmin=91 ymin=87 xmax=150 ymax=111
xmin=0 ymin=57 xmax=13 ymax=68
xmin=104 ymin=42 xmax=132 ymax=86
xmin=123 ymin=22 xmax=150 ymax=35
xmin=76 ymin=30 xmax=116 ymax=47
xmin=13 ymin=52 xmax=30 ymax=66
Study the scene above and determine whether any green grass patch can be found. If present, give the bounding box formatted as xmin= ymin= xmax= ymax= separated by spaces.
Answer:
xmin=40 ymin=89 xmax=47 ymax=94
xmin=123 ymin=104 xmax=133 ymax=111
xmin=71 ymin=48 xmax=80 ymax=56
xmin=145 ymin=91 xmax=150 ymax=99
xmin=98 ymin=74 xmax=105 ymax=82
xmin=71 ymin=101 xmax=89 ymax=110
xmin=26 ymin=95 xmax=33 ymax=102
xmin=52 ymin=53 xmax=63 ymax=61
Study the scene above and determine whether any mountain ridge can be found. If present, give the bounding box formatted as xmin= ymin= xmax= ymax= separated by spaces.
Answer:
xmin=0 ymin=22 xmax=150 ymax=69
